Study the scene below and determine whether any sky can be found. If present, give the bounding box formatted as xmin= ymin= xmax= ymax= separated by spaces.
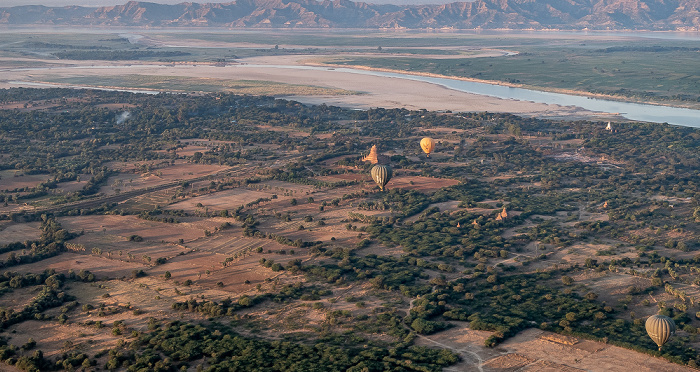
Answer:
xmin=1 ymin=0 xmax=460 ymax=6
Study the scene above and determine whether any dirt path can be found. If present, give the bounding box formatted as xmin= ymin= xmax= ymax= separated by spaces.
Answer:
xmin=418 ymin=332 xmax=486 ymax=372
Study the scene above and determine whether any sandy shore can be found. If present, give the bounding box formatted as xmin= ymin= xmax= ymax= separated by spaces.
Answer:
xmin=0 ymin=55 xmax=620 ymax=121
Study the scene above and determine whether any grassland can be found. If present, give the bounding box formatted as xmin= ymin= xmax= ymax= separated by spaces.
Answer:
xmin=37 ymin=75 xmax=358 ymax=96
xmin=321 ymin=40 xmax=700 ymax=108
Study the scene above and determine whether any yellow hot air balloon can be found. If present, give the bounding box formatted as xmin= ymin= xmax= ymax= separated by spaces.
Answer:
xmin=420 ymin=137 xmax=435 ymax=157
xmin=371 ymin=164 xmax=392 ymax=191
xmin=646 ymin=314 xmax=675 ymax=350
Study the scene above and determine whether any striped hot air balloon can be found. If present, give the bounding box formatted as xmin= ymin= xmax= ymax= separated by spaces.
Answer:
xmin=370 ymin=164 xmax=392 ymax=191
xmin=645 ymin=314 xmax=675 ymax=350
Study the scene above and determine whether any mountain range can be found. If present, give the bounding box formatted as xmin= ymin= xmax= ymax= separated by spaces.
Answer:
xmin=1 ymin=0 xmax=699 ymax=30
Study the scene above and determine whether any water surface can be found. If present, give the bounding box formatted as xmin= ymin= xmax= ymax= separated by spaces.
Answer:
xmin=240 ymin=64 xmax=700 ymax=128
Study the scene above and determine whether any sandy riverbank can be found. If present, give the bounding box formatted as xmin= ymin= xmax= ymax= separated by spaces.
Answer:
xmin=0 ymin=55 xmax=621 ymax=121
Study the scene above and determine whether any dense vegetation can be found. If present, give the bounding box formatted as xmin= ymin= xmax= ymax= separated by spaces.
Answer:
xmin=105 ymin=320 xmax=458 ymax=371
xmin=1 ymin=88 xmax=700 ymax=370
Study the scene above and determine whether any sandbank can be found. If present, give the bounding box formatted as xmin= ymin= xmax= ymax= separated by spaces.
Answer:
xmin=0 ymin=55 xmax=619 ymax=121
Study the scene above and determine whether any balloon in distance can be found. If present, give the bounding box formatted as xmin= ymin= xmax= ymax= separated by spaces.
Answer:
xmin=371 ymin=164 xmax=392 ymax=191
xmin=645 ymin=314 xmax=675 ymax=350
xmin=420 ymin=137 xmax=435 ymax=157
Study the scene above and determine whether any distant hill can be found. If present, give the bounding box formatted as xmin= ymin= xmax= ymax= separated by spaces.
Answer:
xmin=1 ymin=0 xmax=699 ymax=30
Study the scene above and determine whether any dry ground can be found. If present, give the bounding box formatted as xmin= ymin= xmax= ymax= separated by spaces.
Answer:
xmin=314 ymin=173 xmax=368 ymax=183
xmin=144 ymin=248 xmax=312 ymax=292
xmin=187 ymin=229 xmax=293 ymax=255
xmin=69 ymin=234 xmax=190 ymax=263
xmin=59 ymin=215 xmax=215 ymax=244
xmin=0 ymin=55 xmax=615 ymax=120
xmin=0 ymin=284 xmax=44 ymax=313
xmin=388 ymin=176 xmax=460 ymax=193
xmin=0 ymin=170 xmax=50 ymax=191
xmin=427 ymin=200 xmax=462 ymax=213
xmin=165 ymin=188 xmax=274 ymax=212
xmin=99 ymin=161 xmax=229 ymax=196
xmin=11 ymin=252 xmax=145 ymax=279
xmin=4 ymin=320 xmax=118 ymax=359
xmin=53 ymin=175 xmax=90 ymax=194
xmin=416 ymin=324 xmax=695 ymax=372
xmin=0 ymin=221 xmax=41 ymax=244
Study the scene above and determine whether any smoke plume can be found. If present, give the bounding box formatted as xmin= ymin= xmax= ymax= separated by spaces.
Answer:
xmin=116 ymin=111 xmax=131 ymax=125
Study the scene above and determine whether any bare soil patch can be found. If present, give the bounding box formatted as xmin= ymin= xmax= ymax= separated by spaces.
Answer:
xmin=356 ymin=242 xmax=404 ymax=257
xmin=0 ymin=285 xmax=43 ymax=312
xmin=175 ymin=144 xmax=210 ymax=157
xmin=387 ymin=176 xmax=460 ymax=193
xmin=69 ymin=234 xmax=190 ymax=263
xmin=575 ymin=272 xmax=656 ymax=311
xmin=0 ymin=221 xmax=41 ymax=244
xmin=60 ymin=215 xmax=210 ymax=243
xmin=559 ymin=242 xmax=636 ymax=266
xmin=4 ymin=320 xmax=118 ymax=359
xmin=68 ymin=279 xmax=180 ymax=324
xmin=413 ymin=322 xmax=694 ymax=372
xmin=187 ymin=229 xmax=291 ymax=255
xmin=0 ymin=170 xmax=50 ymax=191
xmin=256 ymin=125 xmax=310 ymax=137
xmin=99 ymin=161 xmax=228 ymax=196
xmin=499 ymin=328 xmax=693 ymax=372
xmin=166 ymin=188 xmax=273 ymax=212
xmin=12 ymin=252 xmax=145 ymax=279
xmin=314 ymin=173 xmax=368 ymax=183
xmin=483 ymin=353 xmax=535 ymax=370
xmin=54 ymin=175 xmax=90 ymax=193
xmin=260 ymin=180 xmax=317 ymax=195
xmin=427 ymin=200 xmax=462 ymax=213
xmin=144 ymin=248 xmax=309 ymax=293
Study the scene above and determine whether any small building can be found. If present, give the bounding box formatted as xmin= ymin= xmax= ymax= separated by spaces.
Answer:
xmin=496 ymin=207 xmax=508 ymax=221
xmin=362 ymin=145 xmax=389 ymax=164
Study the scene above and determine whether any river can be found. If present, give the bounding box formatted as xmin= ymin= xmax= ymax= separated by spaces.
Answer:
xmin=8 ymin=62 xmax=700 ymax=127
xmin=239 ymin=64 xmax=700 ymax=128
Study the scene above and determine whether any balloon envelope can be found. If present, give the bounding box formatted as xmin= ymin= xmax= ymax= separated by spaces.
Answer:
xmin=371 ymin=165 xmax=392 ymax=191
xmin=420 ymin=137 xmax=435 ymax=157
xmin=646 ymin=314 xmax=675 ymax=350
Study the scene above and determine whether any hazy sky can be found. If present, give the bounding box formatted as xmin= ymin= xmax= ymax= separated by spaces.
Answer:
xmin=1 ymin=0 xmax=459 ymax=6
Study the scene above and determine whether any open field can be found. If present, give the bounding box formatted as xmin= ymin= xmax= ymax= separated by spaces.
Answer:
xmin=0 ymin=170 xmax=50 ymax=191
xmin=12 ymin=252 xmax=146 ymax=279
xmin=165 ymin=188 xmax=273 ymax=212
xmin=415 ymin=324 xmax=695 ymax=372
xmin=99 ymin=161 xmax=229 ymax=196
xmin=37 ymin=75 xmax=358 ymax=96
xmin=388 ymin=175 xmax=461 ymax=193
xmin=59 ymin=215 xmax=214 ymax=243
xmin=68 ymin=234 xmax=190 ymax=262
xmin=0 ymin=221 xmax=40 ymax=244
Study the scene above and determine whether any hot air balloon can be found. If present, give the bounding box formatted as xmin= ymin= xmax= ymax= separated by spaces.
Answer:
xmin=420 ymin=137 xmax=435 ymax=157
xmin=371 ymin=164 xmax=392 ymax=191
xmin=646 ymin=314 xmax=675 ymax=350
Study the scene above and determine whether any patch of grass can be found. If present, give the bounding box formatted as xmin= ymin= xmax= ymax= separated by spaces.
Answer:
xmin=35 ymin=75 xmax=359 ymax=96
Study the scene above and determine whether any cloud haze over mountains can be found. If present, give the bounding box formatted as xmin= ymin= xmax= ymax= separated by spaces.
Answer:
xmin=1 ymin=0 xmax=699 ymax=30
xmin=2 ymin=0 xmax=456 ymax=5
